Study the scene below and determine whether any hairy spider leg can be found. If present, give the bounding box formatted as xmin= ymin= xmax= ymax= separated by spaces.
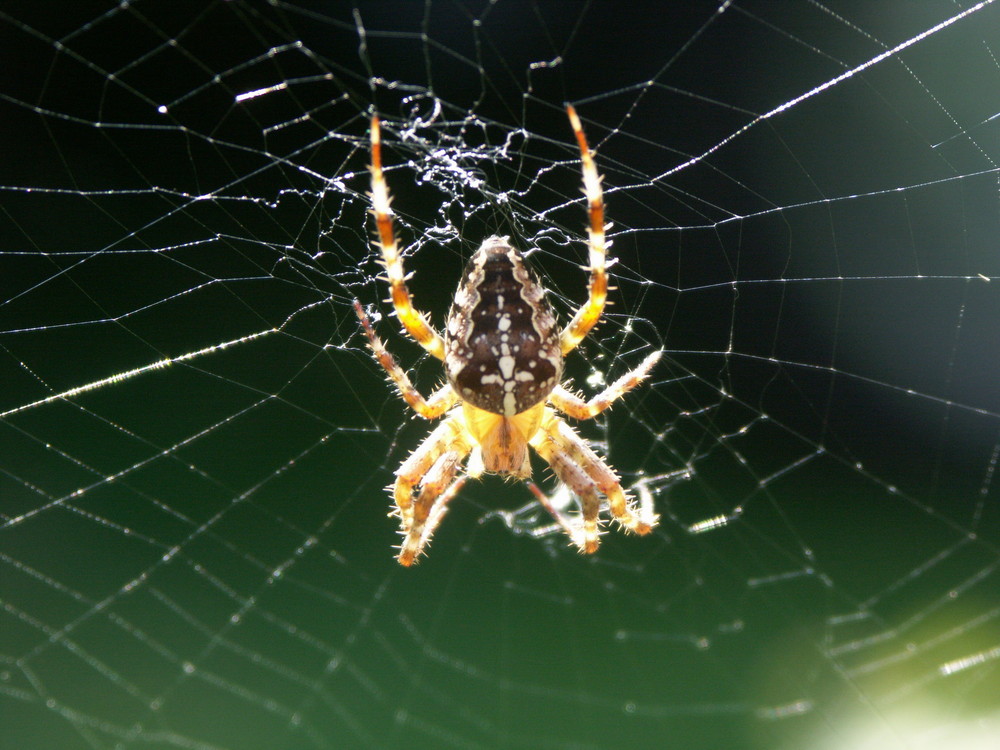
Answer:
xmin=414 ymin=476 xmax=468 ymax=560
xmin=399 ymin=447 xmax=470 ymax=566
xmin=393 ymin=414 xmax=474 ymax=566
xmin=353 ymin=300 xmax=457 ymax=420
xmin=548 ymin=350 xmax=661 ymax=420
xmin=369 ymin=116 xmax=446 ymax=361
xmin=560 ymin=105 xmax=609 ymax=355
xmin=530 ymin=408 xmax=658 ymax=551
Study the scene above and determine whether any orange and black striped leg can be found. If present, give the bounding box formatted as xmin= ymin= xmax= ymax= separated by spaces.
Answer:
xmin=560 ymin=105 xmax=609 ymax=355
xmin=369 ymin=115 xmax=446 ymax=361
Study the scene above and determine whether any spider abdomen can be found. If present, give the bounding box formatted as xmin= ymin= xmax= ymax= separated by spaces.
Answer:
xmin=445 ymin=236 xmax=563 ymax=417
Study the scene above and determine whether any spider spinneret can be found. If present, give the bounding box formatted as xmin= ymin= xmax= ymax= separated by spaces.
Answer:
xmin=355 ymin=106 xmax=661 ymax=565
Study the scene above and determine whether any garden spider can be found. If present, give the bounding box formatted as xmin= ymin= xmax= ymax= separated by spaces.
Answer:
xmin=355 ymin=106 xmax=661 ymax=565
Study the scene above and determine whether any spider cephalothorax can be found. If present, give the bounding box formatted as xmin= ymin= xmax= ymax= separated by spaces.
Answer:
xmin=355 ymin=106 xmax=661 ymax=565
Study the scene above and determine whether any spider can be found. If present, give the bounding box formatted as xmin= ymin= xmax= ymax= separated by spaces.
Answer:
xmin=355 ymin=106 xmax=661 ymax=566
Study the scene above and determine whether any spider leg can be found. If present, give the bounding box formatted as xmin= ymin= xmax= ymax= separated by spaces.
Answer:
xmin=399 ymin=454 xmax=469 ymax=566
xmin=560 ymin=105 xmax=608 ymax=356
xmin=530 ymin=408 xmax=658 ymax=553
xmin=525 ymin=481 xmax=593 ymax=548
xmin=354 ymin=300 xmax=458 ymax=419
xmin=549 ymin=350 xmax=661 ymax=419
xmin=420 ymin=476 xmax=468 ymax=551
xmin=392 ymin=413 xmax=473 ymax=561
xmin=369 ymin=115 xmax=446 ymax=361
xmin=529 ymin=427 xmax=602 ymax=553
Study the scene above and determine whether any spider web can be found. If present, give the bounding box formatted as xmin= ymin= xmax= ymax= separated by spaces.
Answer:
xmin=2 ymin=1 xmax=999 ymax=748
